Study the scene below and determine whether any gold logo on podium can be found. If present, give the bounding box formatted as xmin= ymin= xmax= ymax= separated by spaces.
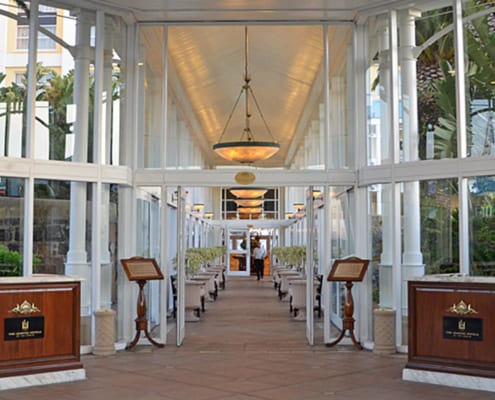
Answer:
xmin=21 ymin=319 xmax=29 ymax=331
xmin=10 ymin=300 xmax=41 ymax=314
xmin=446 ymin=300 xmax=477 ymax=315
xmin=458 ymin=319 xmax=466 ymax=331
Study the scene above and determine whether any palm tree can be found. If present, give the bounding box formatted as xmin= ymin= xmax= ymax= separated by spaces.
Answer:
xmin=416 ymin=1 xmax=495 ymax=159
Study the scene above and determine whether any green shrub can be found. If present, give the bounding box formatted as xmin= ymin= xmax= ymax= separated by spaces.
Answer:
xmin=0 ymin=245 xmax=41 ymax=276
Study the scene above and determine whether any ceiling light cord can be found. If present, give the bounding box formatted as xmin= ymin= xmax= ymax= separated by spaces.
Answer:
xmin=212 ymin=26 xmax=280 ymax=163
xmin=217 ymin=26 xmax=276 ymax=144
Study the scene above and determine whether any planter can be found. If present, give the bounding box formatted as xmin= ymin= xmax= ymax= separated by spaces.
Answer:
xmin=93 ymin=309 xmax=116 ymax=356
xmin=373 ymin=308 xmax=396 ymax=354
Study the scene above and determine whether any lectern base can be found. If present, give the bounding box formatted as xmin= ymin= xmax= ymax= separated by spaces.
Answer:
xmin=0 ymin=368 xmax=86 ymax=391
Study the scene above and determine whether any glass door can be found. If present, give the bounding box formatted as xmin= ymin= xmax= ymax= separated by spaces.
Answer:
xmin=227 ymin=229 xmax=250 ymax=276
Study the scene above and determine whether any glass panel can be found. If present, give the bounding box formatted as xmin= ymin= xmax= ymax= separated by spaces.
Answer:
xmin=370 ymin=183 xmax=398 ymax=347
xmin=34 ymin=6 xmax=76 ymax=161
xmin=463 ymin=2 xmax=495 ymax=158
xmin=99 ymin=183 xmax=119 ymax=310
xmin=469 ymin=175 xmax=495 ymax=276
xmin=369 ymin=184 xmax=384 ymax=310
xmin=367 ymin=15 xmax=393 ymax=165
xmin=420 ymin=178 xmax=459 ymax=274
xmin=0 ymin=177 xmax=24 ymax=276
xmin=291 ymin=99 xmax=325 ymax=169
xmin=135 ymin=187 xmax=162 ymax=335
xmin=328 ymin=26 xmax=352 ymax=169
xmin=109 ymin=20 xmax=125 ymax=166
xmin=329 ymin=186 xmax=355 ymax=330
xmin=415 ymin=6 xmax=457 ymax=160
xmin=33 ymin=179 xmax=89 ymax=276
xmin=140 ymin=26 xmax=165 ymax=169
xmin=77 ymin=15 xmax=125 ymax=166
xmin=370 ymin=183 xmax=393 ymax=308
xmin=1 ymin=2 xmax=28 ymax=158
xmin=33 ymin=178 xmax=69 ymax=274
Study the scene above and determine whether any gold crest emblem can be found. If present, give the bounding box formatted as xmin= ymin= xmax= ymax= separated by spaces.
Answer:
xmin=11 ymin=300 xmax=41 ymax=314
xmin=446 ymin=300 xmax=477 ymax=315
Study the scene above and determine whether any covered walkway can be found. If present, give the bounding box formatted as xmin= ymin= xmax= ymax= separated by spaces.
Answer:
xmin=1 ymin=277 xmax=491 ymax=399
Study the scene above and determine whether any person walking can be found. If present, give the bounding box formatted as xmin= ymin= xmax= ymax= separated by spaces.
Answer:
xmin=253 ymin=242 xmax=266 ymax=280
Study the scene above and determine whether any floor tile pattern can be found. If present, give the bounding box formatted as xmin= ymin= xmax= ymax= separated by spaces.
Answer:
xmin=1 ymin=276 xmax=492 ymax=399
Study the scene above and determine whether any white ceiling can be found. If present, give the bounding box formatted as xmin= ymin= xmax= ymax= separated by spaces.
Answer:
xmin=165 ymin=25 xmax=331 ymax=167
xmin=55 ymin=0 xmax=427 ymax=168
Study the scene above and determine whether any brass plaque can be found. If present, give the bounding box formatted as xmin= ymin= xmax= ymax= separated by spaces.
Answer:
xmin=4 ymin=316 xmax=44 ymax=340
xmin=443 ymin=316 xmax=483 ymax=341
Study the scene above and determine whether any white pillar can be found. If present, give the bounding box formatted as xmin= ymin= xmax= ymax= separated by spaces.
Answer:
xmin=99 ymin=17 xmax=115 ymax=310
xmin=377 ymin=15 xmax=392 ymax=165
xmin=22 ymin=0 xmax=38 ymax=276
xmin=66 ymin=11 xmax=92 ymax=316
xmin=377 ymin=15 xmax=393 ymax=309
xmin=399 ymin=9 xmax=424 ymax=314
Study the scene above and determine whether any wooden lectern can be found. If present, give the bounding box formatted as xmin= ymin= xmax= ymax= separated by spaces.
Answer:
xmin=120 ymin=257 xmax=165 ymax=350
xmin=326 ymin=257 xmax=369 ymax=350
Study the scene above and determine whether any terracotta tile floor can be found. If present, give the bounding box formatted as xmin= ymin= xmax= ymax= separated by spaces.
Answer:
xmin=1 ymin=276 xmax=492 ymax=399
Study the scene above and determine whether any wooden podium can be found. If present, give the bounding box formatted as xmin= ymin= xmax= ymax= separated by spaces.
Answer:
xmin=407 ymin=277 xmax=495 ymax=378
xmin=120 ymin=257 xmax=164 ymax=350
xmin=326 ymin=257 xmax=369 ymax=350
xmin=0 ymin=275 xmax=82 ymax=378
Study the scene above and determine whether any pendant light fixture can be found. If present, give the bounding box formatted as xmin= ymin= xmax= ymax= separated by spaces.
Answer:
xmin=230 ymin=187 xmax=268 ymax=199
xmin=213 ymin=26 xmax=280 ymax=164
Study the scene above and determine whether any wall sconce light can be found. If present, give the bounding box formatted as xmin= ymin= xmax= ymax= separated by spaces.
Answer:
xmin=293 ymin=203 xmax=305 ymax=211
xmin=193 ymin=203 xmax=205 ymax=212
xmin=204 ymin=212 xmax=214 ymax=219
xmin=312 ymin=189 xmax=322 ymax=199
xmin=285 ymin=212 xmax=294 ymax=219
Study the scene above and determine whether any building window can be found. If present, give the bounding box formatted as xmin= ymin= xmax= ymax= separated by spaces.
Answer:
xmin=16 ymin=4 xmax=57 ymax=50
xmin=14 ymin=72 xmax=25 ymax=86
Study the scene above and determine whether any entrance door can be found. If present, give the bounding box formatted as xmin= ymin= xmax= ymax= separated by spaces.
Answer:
xmin=227 ymin=229 xmax=250 ymax=276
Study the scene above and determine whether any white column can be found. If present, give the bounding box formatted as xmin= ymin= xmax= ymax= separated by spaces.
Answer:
xmin=399 ymin=9 xmax=424 ymax=309
xmin=22 ymin=0 xmax=38 ymax=275
xmin=377 ymin=15 xmax=392 ymax=165
xmin=66 ymin=11 xmax=92 ymax=315
xmin=91 ymin=10 xmax=105 ymax=328
xmin=453 ymin=0 xmax=470 ymax=274
xmin=377 ymin=15 xmax=393 ymax=308
xmin=99 ymin=16 xmax=115 ymax=310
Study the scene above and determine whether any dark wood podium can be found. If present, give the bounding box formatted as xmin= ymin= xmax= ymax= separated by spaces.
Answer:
xmin=407 ymin=276 xmax=495 ymax=378
xmin=0 ymin=276 xmax=82 ymax=378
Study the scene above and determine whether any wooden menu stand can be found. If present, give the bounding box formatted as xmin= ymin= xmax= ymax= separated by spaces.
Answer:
xmin=326 ymin=257 xmax=369 ymax=350
xmin=121 ymin=257 xmax=165 ymax=350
